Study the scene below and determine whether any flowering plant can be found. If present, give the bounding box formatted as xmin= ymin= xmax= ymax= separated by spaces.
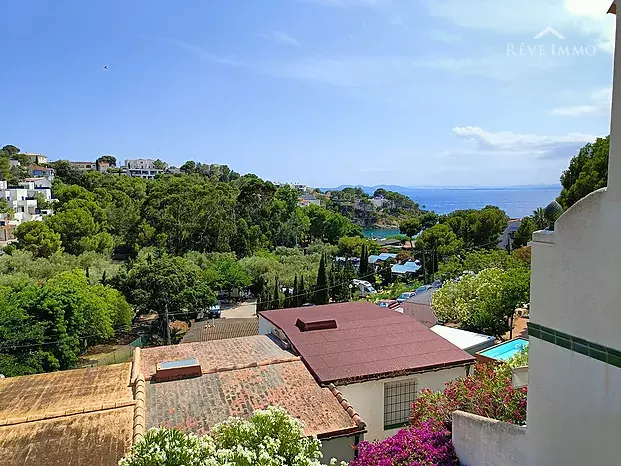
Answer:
xmin=350 ymin=421 xmax=459 ymax=466
xmin=120 ymin=406 xmax=344 ymax=466
xmin=410 ymin=363 xmax=527 ymax=429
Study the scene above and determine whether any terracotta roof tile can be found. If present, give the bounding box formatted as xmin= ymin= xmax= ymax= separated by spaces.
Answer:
xmin=181 ymin=318 xmax=259 ymax=343
xmin=0 ymin=363 xmax=134 ymax=466
xmin=145 ymin=357 xmax=359 ymax=438
xmin=260 ymin=302 xmax=474 ymax=384
xmin=139 ymin=335 xmax=288 ymax=380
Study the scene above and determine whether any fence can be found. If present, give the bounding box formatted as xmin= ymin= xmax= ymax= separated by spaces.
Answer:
xmin=79 ymin=336 xmax=144 ymax=367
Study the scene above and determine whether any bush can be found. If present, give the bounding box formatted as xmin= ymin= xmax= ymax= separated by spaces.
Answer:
xmin=410 ymin=363 xmax=527 ymax=429
xmin=350 ymin=421 xmax=459 ymax=466
xmin=120 ymin=407 xmax=343 ymax=466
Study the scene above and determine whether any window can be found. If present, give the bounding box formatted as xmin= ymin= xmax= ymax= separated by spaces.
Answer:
xmin=384 ymin=379 xmax=417 ymax=430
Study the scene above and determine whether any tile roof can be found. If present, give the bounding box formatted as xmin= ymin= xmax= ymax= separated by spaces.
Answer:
xmin=139 ymin=335 xmax=288 ymax=380
xmin=260 ymin=302 xmax=474 ymax=384
xmin=0 ymin=363 xmax=135 ymax=466
xmin=181 ymin=318 xmax=259 ymax=343
xmin=143 ymin=336 xmax=362 ymax=439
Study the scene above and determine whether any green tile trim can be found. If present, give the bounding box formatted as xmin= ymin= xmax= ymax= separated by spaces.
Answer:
xmin=528 ymin=322 xmax=621 ymax=369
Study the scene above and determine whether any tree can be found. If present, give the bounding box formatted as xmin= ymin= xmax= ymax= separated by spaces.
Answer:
xmin=292 ymin=275 xmax=299 ymax=308
xmin=314 ymin=253 xmax=330 ymax=304
xmin=441 ymin=206 xmax=507 ymax=248
xmin=1 ymin=145 xmax=20 ymax=156
xmin=180 ymin=160 xmax=196 ymax=174
xmin=532 ymin=207 xmax=547 ymax=230
xmin=272 ymin=276 xmax=282 ymax=310
xmin=14 ymin=221 xmax=62 ymax=258
xmin=431 ymin=267 xmax=530 ymax=337
xmin=153 ymin=159 xmax=167 ymax=170
xmin=299 ymin=275 xmax=307 ymax=304
xmin=513 ymin=217 xmax=536 ymax=248
xmin=119 ymin=407 xmax=329 ymax=466
xmin=399 ymin=217 xmax=422 ymax=247
xmin=113 ymin=252 xmax=217 ymax=324
xmin=96 ymin=155 xmax=117 ymax=167
xmin=419 ymin=212 xmax=439 ymax=230
xmin=415 ymin=224 xmax=461 ymax=257
xmin=558 ymin=136 xmax=609 ymax=210
xmin=359 ymin=243 xmax=369 ymax=278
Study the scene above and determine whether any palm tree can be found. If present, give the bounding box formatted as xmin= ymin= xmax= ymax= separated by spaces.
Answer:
xmin=532 ymin=207 xmax=547 ymax=230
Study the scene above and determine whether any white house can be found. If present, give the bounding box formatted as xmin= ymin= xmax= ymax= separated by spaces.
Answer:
xmin=259 ymin=301 xmax=474 ymax=441
xmin=125 ymin=158 xmax=164 ymax=179
xmin=451 ymin=4 xmax=621 ymax=465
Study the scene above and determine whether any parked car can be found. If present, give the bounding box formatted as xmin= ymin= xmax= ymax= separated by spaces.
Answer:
xmin=207 ymin=303 xmax=221 ymax=318
xmin=397 ymin=292 xmax=416 ymax=303
xmin=432 ymin=280 xmax=443 ymax=288
xmin=415 ymin=285 xmax=428 ymax=294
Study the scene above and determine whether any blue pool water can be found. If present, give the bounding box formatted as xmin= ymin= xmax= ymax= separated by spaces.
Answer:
xmin=479 ymin=339 xmax=529 ymax=361
xmin=159 ymin=358 xmax=199 ymax=369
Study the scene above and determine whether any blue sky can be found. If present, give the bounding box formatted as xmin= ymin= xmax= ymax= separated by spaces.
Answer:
xmin=0 ymin=0 xmax=615 ymax=186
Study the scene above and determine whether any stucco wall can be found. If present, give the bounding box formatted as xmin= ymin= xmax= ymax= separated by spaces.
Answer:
xmin=525 ymin=338 xmax=621 ymax=466
xmin=258 ymin=315 xmax=275 ymax=336
xmin=452 ymin=411 xmax=526 ymax=466
xmin=337 ymin=366 xmax=468 ymax=441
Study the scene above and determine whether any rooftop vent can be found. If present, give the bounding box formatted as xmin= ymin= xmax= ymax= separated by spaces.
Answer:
xmin=155 ymin=357 xmax=202 ymax=382
xmin=295 ymin=318 xmax=337 ymax=332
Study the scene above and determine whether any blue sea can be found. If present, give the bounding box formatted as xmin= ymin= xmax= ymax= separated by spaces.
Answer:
xmin=362 ymin=186 xmax=561 ymax=238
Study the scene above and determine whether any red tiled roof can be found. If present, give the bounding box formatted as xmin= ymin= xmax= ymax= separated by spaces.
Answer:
xmin=142 ymin=336 xmax=363 ymax=439
xmin=260 ymin=302 xmax=474 ymax=384
xmin=139 ymin=335 xmax=287 ymax=380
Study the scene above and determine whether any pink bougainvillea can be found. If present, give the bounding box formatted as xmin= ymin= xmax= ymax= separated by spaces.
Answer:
xmin=410 ymin=363 xmax=527 ymax=429
xmin=350 ymin=421 xmax=459 ymax=466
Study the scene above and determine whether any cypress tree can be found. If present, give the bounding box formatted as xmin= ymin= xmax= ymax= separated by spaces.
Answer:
xmin=292 ymin=275 xmax=299 ymax=308
xmin=299 ymin=276 xmax=306 ymax=305
xmin=359 ymin=243 xmax=369 ymax=278
xmin=315 ymin=253 xmax=330 ymax=305
xmin=273 ymin=277 xmax=281 ymax=310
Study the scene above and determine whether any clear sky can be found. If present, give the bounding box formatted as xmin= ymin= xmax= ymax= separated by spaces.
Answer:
xmin=0 ymin=0 xmax=615 ymax=187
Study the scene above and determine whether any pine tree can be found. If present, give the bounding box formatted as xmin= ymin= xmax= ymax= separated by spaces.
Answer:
xmin=359 ymin=244 xmax=369 ymax=278
xmin=292 ymin=275 xmax=299 ymax=308
xmin=314 ymin=253 xmax=330 ymax=305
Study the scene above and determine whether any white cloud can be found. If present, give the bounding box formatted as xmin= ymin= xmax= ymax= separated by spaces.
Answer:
xmin=260 ymin=31 xmax=301 ymax=47
xmin=450 ymin=126 xmax=598 ymax=159
xmin=550 ymin=87 xmax=612 ymax=116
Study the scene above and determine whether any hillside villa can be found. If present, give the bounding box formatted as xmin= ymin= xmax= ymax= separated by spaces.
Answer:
xmin=259 ymin=301 xmax=475 ymax=441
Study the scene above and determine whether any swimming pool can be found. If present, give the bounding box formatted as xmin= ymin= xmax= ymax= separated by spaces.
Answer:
xmin=478 ymin=338 xmax=529 ymax=362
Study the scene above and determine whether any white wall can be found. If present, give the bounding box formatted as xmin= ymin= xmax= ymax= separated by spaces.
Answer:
xmin=525 ymin=338 xmax=621 ymax=466
xmin=337 ymin=366 xmax=468 ymax=442
xmin=258 ymin=315 xmax=276 ymax=336
xmin=452 ymin=411 xmax=526 ymax=466
xmin=526 ymin=16 xmax=621 ymax=460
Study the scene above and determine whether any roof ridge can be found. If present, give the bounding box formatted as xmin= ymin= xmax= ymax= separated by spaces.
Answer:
xmin=327 ymin=383 xmax=366 ymax=429
xmin=132 ymin=372 xmax=146 ymax=445
xmin=202 ymin=356 xmax=301 ymax=375
xmin=0 ymin=401 xmax=136 ymax=427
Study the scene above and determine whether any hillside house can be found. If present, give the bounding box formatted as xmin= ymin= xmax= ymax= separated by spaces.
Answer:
xmin=259 ymin=302 xmax=474 ymax=441
xmin=27 ymin=165 xmax=54 ymax=180
xmin=70 ymin=161 xmax=96 ymax=171
xmin=125 ymin=159 xmax=164 ymax=179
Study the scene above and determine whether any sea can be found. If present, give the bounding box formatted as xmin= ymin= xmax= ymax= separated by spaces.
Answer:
xmin=362 ymin=186 xmax=561 ymax=238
